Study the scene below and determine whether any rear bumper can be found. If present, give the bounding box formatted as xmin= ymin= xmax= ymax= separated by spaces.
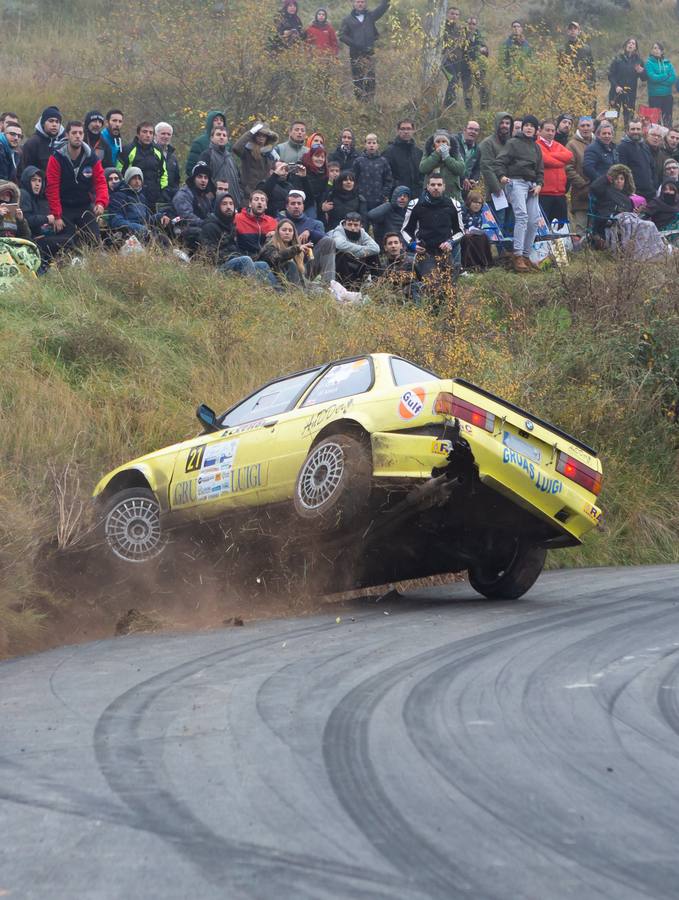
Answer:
xmin=370 ymin=426 xmax=601 ymax=543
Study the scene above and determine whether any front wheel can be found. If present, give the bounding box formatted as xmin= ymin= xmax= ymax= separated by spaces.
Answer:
xmin=98 ymin=487 xmax=167 ymax=564
xmin=293 ymin=434 xmax=372 ymax=530
xmin=468 ymin=541 xmax=546 ymax=600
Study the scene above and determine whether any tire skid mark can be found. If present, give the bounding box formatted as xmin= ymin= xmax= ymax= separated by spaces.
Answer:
xmin=93 ymin=620 xmax=405 ymax=899
xmin=404 ymin=597 xmax=679 ymax=898
xmin=323 ymin=594 xmax=647 ymax=899
xmin=657 ymin=655 xmax=679 ymax=737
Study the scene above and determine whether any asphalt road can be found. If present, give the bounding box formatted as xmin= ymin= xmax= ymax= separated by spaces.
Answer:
xmin=2 ymin=565 xmax=679 ymax=900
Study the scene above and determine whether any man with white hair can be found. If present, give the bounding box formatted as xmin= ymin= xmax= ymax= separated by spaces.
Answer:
xmin=645 ymin=124 xmax=667 ymax=190
xmin=155 ymin=121 xmax=181 ymax=198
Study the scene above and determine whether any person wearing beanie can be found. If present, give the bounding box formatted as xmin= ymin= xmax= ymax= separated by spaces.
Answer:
xmin=200 ymin=191 xmax=277 ymax=285
xmin=20 ymin=106 xmax=64 ymax=175
xmin=419 ymin=130 xmax=465 ymax=201
xmin=492 ymin=114 xmax=544 ymax=272
xmin=108 ymin=165 xmax=171 ymax=239
xmin=305 ymin=8 xmax=339 ymax=55
xmin=479 ymin=111 xmax=513 ymax=234
xmin=84 ymin=111 xmax=113 ymax=167
xmin=368 ymin=183 xmax=411 ymax=248
xmin=171 ymin=162 xmax=216 ymax=252
xmin=117 ymin=121 xmax=169 ymax=211
xmin=554 ymin=113 xmax=574 ymax=147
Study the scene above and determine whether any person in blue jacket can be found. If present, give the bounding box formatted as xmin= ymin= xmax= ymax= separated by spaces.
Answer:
xmin=645 ymin=42 xmax=676 ymax=127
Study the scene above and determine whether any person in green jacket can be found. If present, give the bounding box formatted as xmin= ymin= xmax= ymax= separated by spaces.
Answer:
xmin=645 ymin=42 xmax=676 ymax=127
xmin=418 ymin=131 xmax=465 ymax=201
xmin=185 ymin=110 xmax=227 ymax=176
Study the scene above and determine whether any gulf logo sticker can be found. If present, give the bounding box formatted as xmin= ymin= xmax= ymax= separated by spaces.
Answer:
xmin=398 ymin=386 xmax=426 ymax=420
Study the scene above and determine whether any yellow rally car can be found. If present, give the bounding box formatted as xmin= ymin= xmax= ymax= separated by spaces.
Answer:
xmin=93 ymin=353 xmax=603 ymax=599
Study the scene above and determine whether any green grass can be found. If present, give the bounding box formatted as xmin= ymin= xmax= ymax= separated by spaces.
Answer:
xmin=1 ymin=250 xmax=677 ymax=656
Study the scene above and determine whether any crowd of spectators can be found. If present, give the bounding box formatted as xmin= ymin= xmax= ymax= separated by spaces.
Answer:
xmin=2 ymin=3 xmax=679 ymax=300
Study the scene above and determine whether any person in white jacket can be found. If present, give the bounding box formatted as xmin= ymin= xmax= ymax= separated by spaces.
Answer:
xmin=328 ymin=210 xmax=380 ymax=287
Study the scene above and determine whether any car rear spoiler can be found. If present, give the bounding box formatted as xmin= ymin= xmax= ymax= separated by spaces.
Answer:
xmin=453 ymin=378 xmax=598 ymax=457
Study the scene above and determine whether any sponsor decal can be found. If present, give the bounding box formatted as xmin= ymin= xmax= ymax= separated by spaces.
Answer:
xmin=524 ymin=419 xmax=534 ymax=431
xmin=398 ymin=386 xmax=425 ymax=420
xmin=202 ymin=439 xmax=237 ymax=472
xmin=502 ymin=447 xmax=563 ymax=495
xmin=185 ymin=444 xmax=206 ymax=473
xmin=230 ymin=463 xmax=265 ymax=494
xmin=197 ymin=469 xmax=229 ymax=500
xmin=172 ymin=479 xmax=197 ymax=506
xmin=222 ymin=419 xmax=265 ymax=436
xmin=301 ymin=398 xmax=355 ymax=437
xmin=583 ymin=502 xmax=602 ymax=524
xmin=432 ymin=439 xmax=453 ymax=456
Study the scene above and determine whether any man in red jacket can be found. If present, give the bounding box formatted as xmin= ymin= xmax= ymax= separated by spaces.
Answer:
xmin=536 ymin=119 xmax=574 ymax=228
xmin=46 ymin=120 xmax=108 ymax=247
xmin=234 ymin=189 xmax=277 ymax=257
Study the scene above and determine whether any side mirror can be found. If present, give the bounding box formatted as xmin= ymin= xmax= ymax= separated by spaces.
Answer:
xmin=196 ymin=403 xmax=218 ymax=432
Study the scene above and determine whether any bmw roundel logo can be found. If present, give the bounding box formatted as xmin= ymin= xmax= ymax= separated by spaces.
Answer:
xmin=525 ymin=419 xmax=534 ymax=431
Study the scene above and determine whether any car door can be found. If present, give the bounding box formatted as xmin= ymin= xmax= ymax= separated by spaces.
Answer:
xmin=168 ymin=368 xmax=323 ymax=515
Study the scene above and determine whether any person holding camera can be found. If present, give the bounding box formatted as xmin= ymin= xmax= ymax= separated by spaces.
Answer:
xmin=263 ymin=160 xmax=309 ymax=216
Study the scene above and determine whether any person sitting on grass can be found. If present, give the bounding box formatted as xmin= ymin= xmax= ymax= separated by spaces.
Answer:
xmin=328 ymin=210 xmax=380 ymax=288
xmin=0 ymin=180 xmax=31 ymax=239
xmin=258 ymin=218 xmax=310 ymax=286
xmin=19 ymin=166 xmax=67 ymax=267
xmin=460 ymin=189 xmax=494 ymax=271
xmin=200 ymin=191 xmax=277 ymax=285
xmin=107 ymin=167 xmax=171 ymax=242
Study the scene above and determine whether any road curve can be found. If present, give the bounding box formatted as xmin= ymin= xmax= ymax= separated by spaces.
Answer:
xmin=2 ymin=566 xmax=679 ymax=899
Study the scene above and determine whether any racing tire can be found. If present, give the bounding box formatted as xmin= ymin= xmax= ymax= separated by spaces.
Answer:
xmin=97 ymin=487 xmax=167 ymax=564
xmin=293 ymin=435 xmax=371 ymax=530
xmin=468 ymin=542 xmax=546 ymax=600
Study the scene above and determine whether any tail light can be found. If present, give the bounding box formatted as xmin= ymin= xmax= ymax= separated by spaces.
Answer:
xmin=434 ymin=392 xmax=495 ymax=433
xmin=556 ymin=452 xmax=602 ymax=496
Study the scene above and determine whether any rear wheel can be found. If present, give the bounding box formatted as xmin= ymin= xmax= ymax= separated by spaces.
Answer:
xmin=98 ymin=487 xmax=167 ymax=564
xmin=293 ymin=435 xmax=371 ymax=531
xmin=468 ymin=541 xmax=546 ymax=600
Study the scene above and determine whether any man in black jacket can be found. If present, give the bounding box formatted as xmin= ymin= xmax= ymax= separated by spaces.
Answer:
xmin=617 ymin=119 xmax=655 ymax=200
xmin=382 ymin=120 xmax=423 ymax=195
xmin=401 ymin=173 xmax=463 ymax=282
xmin=339 ymin=0 xmax=390 ymax=101
xmin=21 ymin=106 xmax=64 ymax=175
xmin=200 ymin=192 xmax=275 ymax=284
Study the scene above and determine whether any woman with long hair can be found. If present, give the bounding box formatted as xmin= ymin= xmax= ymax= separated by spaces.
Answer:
xmin=608 ymin=37 xmax=647 ymax=126
xmin=258 ymin=218 xmax=309 ymax=285
xmin=645 ymin=42 xmax=676 ymax=127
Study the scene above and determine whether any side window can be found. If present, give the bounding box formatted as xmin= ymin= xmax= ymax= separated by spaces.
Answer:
xmin=221 ymin=369 xmax=322 ymax=427
xmin=301 ymin=358 xmax=373 ymax=407
xmin=390 ymin=357 xmax=439 ymax=387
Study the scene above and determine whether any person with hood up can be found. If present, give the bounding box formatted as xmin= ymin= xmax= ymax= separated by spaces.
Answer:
xmin=368 ymin=184 xmax=410 ymax=249
xmin=492 ymin=114 xmax=544 ymax=273
xmin=19 ymin=166 xmax=67 ymax=265
xmin=565 ymin=116 xmax=595 ymax=236
xmin=0 ymin=180 xmax=31 ymax=240
xmin=101 ymin=110 xmax=124 ymax=166
xmin=583 ymin=120 xmax=618 ymax=183
xmin=383 ymin=120 xmax=423 ymax=195
xmin=645 ymin=42 xmax=676 ymax=128
xmin=537 ymin=119 xmax=574 ymax=228
xmin=323 ymin=170 xmax=368 ymax=229
xmin=108 ymin=167 xmax=171 ymax=239
xmin=608 ymin=38 xmax=647 ymax=127
xmin=45 ymin=120 xmax=108 ymax=247
xmin=589 ymin=162 xmax=635 ymax=229
xmin=329 ymin=210 xmax=380 ymax=288
xmin=200 ymin=191 xmax=277 ymax=284
xmin=273 ymin=0 xmax=306 ymax=49
xmin=643 ymin=178 xmax=679 ymax=232
xmin=479 ymin=111 xmax=513 ymax=228
xmin=460 ymin=189 xmax=494 ymax=271
xmin=419 ymin=131 xmax=465 ymax=202
xmin=617 ymin=118 xmax=655 ymax=201
xmin=339 ymin=0 xmax=391 ymax=102
xmin=117 ymin=121 xmax=168 ymax=211
xmin=172 ymin=161 xmax=216 ymax=252
xmin=199 ymin=123 xmax=243 ymax=210
xmin=306 ymin=8 xmax=339 ymax=55
xmin=353 ymin=133 xmax=393 ymax=211
xmin=84 ymin=111 xmax=113 ymax=168
xmin=185 ymin=111 xmax=227 ymax=176
xmin=21 ymin=106 xmax=64 ymax=175
xmin=328 ymin=129 xmax=359 ymax=169
xmin=232 ymin=122 xmax=279 ymax=201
